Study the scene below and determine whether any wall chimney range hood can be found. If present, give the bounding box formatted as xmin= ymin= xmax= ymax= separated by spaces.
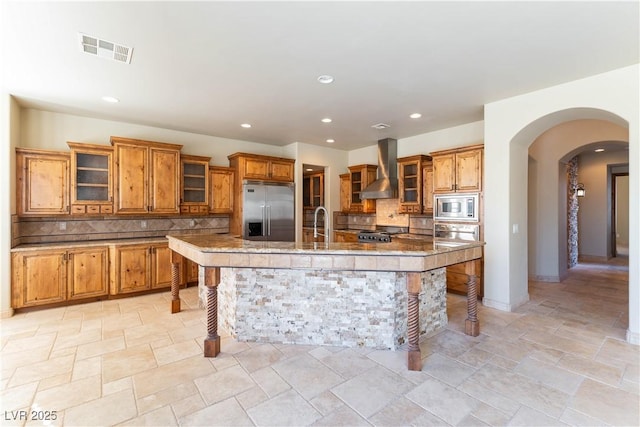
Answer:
xmin=360 ymin=138 xmax=398 ymax=200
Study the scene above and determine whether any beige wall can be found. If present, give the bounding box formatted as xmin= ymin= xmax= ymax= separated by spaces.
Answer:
xmin=1 ymin=95 xmax=20 ymax=317
xmin=617 ymin=175 xmax=630 ymax=247
xmin=577 ymin=150 xmax=629 ymax=258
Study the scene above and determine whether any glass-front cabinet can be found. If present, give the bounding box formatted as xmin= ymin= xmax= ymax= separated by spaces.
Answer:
xmin=180 ymin=154 xmax=211 ymax=214
xmin=397 ymin=155 xmax=431 ymax=214
xmin=68 ymin=142 xmax=113 ymax=215
xmin=348 ymin=164 xmax=377 ymax=213
xmin=303 ymin=172 xmax=324 ymax=209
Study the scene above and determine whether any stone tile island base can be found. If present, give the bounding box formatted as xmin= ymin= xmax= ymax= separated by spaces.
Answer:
xmin=204 ymin=267 xmax=448 ymax=350
xmin=167 ymin=234 xmax=484 ymax=371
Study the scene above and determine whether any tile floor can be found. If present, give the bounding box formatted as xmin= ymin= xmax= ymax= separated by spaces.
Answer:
xmin=1 ymin=258 xmax=638 ymax=426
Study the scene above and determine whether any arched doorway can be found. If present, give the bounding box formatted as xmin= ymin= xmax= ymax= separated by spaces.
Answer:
xmin=527 ymin=120 xmax=629 ymax=282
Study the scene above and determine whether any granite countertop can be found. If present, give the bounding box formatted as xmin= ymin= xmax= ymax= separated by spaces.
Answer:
xmin=11 ymin=236 xmax=169 ymax=252
xmin=167 ymin=233 xmax=481 ymax=256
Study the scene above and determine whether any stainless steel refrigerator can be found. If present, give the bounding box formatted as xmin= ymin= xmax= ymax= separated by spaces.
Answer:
xmin=242 ymin=180 xmax=295 ymax=242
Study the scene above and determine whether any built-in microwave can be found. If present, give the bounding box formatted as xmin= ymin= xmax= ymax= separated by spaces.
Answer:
xmin=434 ymin=193 xmax=479 ymax=221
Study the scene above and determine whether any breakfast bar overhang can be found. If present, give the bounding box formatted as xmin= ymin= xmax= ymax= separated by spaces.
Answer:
xmin=167 ymin=234 xmax=484 ymax=371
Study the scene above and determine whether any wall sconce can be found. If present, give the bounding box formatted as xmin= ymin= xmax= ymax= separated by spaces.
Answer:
xmin=576 ymin=183 xmax=586 ymax=197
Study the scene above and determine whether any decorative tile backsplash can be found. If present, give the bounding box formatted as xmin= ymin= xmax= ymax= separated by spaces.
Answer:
xmin=12 ymin=214 xmax=230 ymax=246
xmin=375 ymin=198 xmax=409 ymax=227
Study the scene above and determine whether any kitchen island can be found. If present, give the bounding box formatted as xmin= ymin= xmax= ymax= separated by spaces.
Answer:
xmin=167 ymin=234 xmax=483 ymax=371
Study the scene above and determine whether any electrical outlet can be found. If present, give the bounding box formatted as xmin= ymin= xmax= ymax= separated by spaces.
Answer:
xmin=190 ymin=219 xmax=196 ymax=227
xmin=512 ymin=224 xmax=519 ymax=234
xmin=141 ymin=220 xmax=147 ymax=229
xmin=59 ymin=222 xmax=66 ymax=231
xmin=353 ymin=217 xmax=358 ymax=223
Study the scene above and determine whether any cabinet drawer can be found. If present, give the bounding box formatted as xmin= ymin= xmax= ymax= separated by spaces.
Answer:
xmin=72 ymin=205 xmax=86 ymax=214
xmin=101 ymin=205 xmax=113 ymax=214
xmin=87 ymin=205 xmax=100 ymax=214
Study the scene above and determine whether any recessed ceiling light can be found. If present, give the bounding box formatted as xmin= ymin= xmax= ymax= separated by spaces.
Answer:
xmin=241 ymin=123 xmax=251 ymax=128
xmin=326 ymin=139 xmax=335 ymax=143
xmin=305 ymin=168 xmax=313 ymax=172
xmin=321 ymin=118 xmax=332 ymax=123
xmin=409 ymin=113 xmax=422 ymax=119
xmin=102 ymin=96 xmax=119 ymax=103
xmin=594 ymin=148 xmax=605 ymax=152
xmin=317 ymin=75 xmax=334 ymax=84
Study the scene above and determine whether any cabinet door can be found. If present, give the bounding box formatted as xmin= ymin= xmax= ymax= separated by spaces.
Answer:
xmin=68 ymin=248 xmax=108 ymax=300
xmin=243 ymin=157 xmax=270 ymax=179
xmin=422 ymin=165 xmax=434 ymax=214
xmin=209 ymin=168 xmax=234 ymax=213
xmin=150 ymin=148 xmax=180 ymax=214
xmin=17 ymin=150 xmax=69 ymax=216
xmin=12 ymin=250 xmax=66 ymax=308
xmin=432 ymin=154 xmax=456 ymax=193
xmin=69 ymin=144 xmax=113 ymax=214
xmin=114 ymin=245 xmax=150 ymax=293
xmin=150 ymin=244 xmax=173 ymax=289
xmin=181 ymin=159 xmax=209 ymax=210
xmin=114 ymin=144 xmax=148 ymax=214
xmin=339 ymin=174 xmax=350 ymax=212
xmin=270 ymin=160 xmax=294 ymax=181
xmin=398 ymin=161 xmax=421 ymax=212
xmin=455 ymin=149 xmax=482 ymax=192
xmin=185 ymin=259 xmax=199 ymax=284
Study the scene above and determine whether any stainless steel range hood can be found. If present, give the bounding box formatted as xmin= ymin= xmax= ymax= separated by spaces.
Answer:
xmin=360 ymin=138 xmax=398 ymax=200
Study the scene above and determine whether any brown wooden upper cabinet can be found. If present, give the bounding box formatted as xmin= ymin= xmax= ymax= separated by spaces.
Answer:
xmin=348 ymin=164 xmax=377 ymax=213
xmin=16 ymin=148 xmax=70 ymax=216
xmin=111 ymin=136 xmax=183 ymax=215
xmin=303 ymin=172 xmax=324 ymax=209
xmin=180 ymin=154 xmax=211 ymax=215
xmin=397 ymin=155 xmax=432 ymax=214
xmin=209 ymin=166 xmax=234 ymax=214
xmin=339 ymin=173 xmax=351 ymax=212
xmin=67 ymin=142 xmax=113 ymax=215
xmin=228 ymin=153 xmax=294 ymax=182
xmin=431 ymin=144 xmax=483 ymax=193
xmin=422 ymin=163 xmax=434 ymax=214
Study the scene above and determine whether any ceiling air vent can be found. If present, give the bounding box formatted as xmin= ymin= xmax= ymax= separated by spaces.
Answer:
xmin=371 ymin=123 xmax=391 ymax=130
xmin=78 ymin=33 xmax=133 ymax=64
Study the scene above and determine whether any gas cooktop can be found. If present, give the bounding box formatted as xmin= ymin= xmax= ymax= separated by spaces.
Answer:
xmin=357 ymin=226 xmax=408 ymax=243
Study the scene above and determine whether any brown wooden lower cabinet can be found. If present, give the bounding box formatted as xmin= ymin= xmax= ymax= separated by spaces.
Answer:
xmin=184 ymin=259 xmax=199 ymax=285
xmin=67 ymin=248 xmax=109 ymax=300
xmin=302 ymin=228 xmax=325 ymax=243
xmin=333 ymin=230 xmax=358 ymax=243
xmin=446 ymin=259 xmax=483 ymax=298
xmin=109 ymin=242 xmax=175 ymax=295
xmin=11 ymin=241 xmax=181 ymax=310
xmin=11 ymin=246 xmax=109 ymax=309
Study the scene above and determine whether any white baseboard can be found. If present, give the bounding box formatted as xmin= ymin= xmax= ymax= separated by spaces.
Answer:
xmin=482 ymin=293 xmax=530 ymax=312
xmin=1 ymin=308 xmax=14 ymax=318
xmin=627 ymin=329 xmax=640 ymax=345
xmin=528 ymin=274 xmax=561 ymax=283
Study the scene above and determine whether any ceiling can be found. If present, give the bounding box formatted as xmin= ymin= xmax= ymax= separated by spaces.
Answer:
xmin=2 ymin=1 xmax=638 ymax=151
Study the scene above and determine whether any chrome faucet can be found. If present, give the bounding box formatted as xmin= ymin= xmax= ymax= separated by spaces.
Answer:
xmin=313 ymin=206 xmax=330 ymax=243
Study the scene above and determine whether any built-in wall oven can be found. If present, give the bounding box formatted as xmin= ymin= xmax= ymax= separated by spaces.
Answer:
xmin=434 ymin=222 xmax=480 ymax=242
xmin=434 ymin=193 xmax=479 ymax=222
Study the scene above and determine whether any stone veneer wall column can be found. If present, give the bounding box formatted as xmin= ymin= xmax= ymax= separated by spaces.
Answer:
xmin=210 ymin=266 xmax=447 ymax=350
xmin=567 ymin=157 xmax=579 ymax=268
